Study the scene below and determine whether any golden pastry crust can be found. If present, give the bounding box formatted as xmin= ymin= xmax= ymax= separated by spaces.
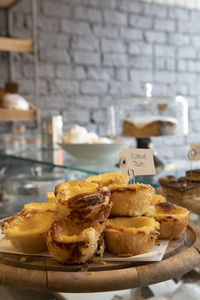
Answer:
xmin=109 ymin=183 xmax=154 ymax=217
xmin=148 ymin=202 xmax=189 ymax=239
xmin=104 ymin=216 xmax=159 ymax=256
xmin=86 ymin=172 xmax=129 ymax=187
xmin=1 ymin=209 xmax=56 ymax=253
xmin=54 ymin=180 xmax=98 ymax=196
xmin=57 ymin=186 xmax=111 ymax=227
xmin=46 ymin=220 xmax=104 ymax=264
xmin=151 ymin=194 xmax=166 ymax=205
xmin=22 ymin=202 xmax=57 ymax=213
xmin=46 ymin=192 xmax=57 ymax=203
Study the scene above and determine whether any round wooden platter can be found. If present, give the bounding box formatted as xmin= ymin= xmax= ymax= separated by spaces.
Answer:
xmin=0 ymin=223 xmax=200 ymax=293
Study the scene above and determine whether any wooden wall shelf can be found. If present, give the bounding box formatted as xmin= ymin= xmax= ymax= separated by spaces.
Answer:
xmin=0 ymin=103 xmax=39 ymax=121
xmin=0 ymin=37 xmax=33 ymax=53
xmin=0 ymin=109 xmax=37 ymax=121
xmin=0 ymin=0 xmax=19 ymax=8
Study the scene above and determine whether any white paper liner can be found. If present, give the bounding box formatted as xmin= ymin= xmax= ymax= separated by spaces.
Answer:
xmin=103 ymin=240 xmax=169 ymax=262
xmin=0 ymin=232 xmax=169 ymax=262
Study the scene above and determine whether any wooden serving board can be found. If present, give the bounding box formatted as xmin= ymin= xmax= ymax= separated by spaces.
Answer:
xmin=0 ymin=223 xmax=199 ymax=293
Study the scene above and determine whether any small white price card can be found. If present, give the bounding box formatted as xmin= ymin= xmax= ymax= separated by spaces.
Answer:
xmin=189 ymin=144 xmax=200 ymax=161
xmin=120 ymin=148 xmax=156 ymax=176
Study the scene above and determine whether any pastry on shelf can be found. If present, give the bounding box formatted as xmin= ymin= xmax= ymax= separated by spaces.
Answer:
xmin=186 ymin=169 xmax=200 ymax=182
xmin=56 ymin=185 xmax=111 ymax=227
xmin=0 ymin=82 xmax=29 ymax=111
xmin=1 ymin=207 xmax=56 ymax=253
xmin=158 ymin=175 xmax=200 ymax=201
xmin=148 ymin=202 xmax=190 ymax=239
xmin=104 ymin=216 xmax=159 ymax=256
xmin=86 ymin=172 xmax=129 ymax=187
xmin=109 ymin=183 xmax=154 ymax=217
xmin=46 ymin=220 xmax=104 ymax=265
xmin=123 ymin=117 xmax=177 ymax=138
xmin=2 ymin=93 xmax=30 ymax=111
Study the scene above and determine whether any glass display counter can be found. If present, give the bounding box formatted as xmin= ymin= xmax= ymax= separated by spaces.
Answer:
xmin=1 ymin=143 xmax=200 ymax=299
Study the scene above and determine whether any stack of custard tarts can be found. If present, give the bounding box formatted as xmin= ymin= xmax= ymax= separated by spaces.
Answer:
xmin=1 ymin=173 xmax=190 ymax=264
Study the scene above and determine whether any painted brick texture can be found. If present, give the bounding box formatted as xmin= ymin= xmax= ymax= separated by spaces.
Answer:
xmin=0 ymin=0 xmax=200 ymax=161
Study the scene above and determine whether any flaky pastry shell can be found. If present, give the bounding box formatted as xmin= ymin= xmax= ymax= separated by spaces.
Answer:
xmin=46 ymin=220 xmax=104 ymax=264
xmin=57 ymin=186 xmax=111 ymax=227
xmin=148 ymin=202 xmax=190 ymax=239
xmin=105 ymin=216 xmax=159 ymax=256
xmin=109 ymin=183 xmax=154 ymax=217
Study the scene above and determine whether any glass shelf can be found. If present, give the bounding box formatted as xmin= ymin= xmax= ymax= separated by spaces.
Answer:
xmin=0 ymin=145 xmax=120 ymax=175
xmin=1 ymin=141 xmax=200 ymax=220
xmin=1 ymin=143 xmax=200 ymax=185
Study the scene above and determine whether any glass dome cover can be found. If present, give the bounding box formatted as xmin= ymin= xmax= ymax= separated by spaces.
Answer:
xmin=107 ymin=83 xmax=188 ymax=139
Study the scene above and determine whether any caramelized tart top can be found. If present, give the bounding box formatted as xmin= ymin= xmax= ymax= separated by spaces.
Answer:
xmin=86 ymin=172 xmax=129 ymax=187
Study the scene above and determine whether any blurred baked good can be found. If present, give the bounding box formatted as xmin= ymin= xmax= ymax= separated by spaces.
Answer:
xmin=2 ymin=93 xmax=29 ymax=110
xmin=0 ymin=89 xmax=5 ymax=104
xmin=123 ymin=117 xmax=177 ymax=138
xmin=86 ymin=172 xmax=129 ymax=187
xmin=46 ymin=220 xmax=104 ymax=264
xmin=62 ymin=124 xmax=88 ymax=144
xmin=148 ymin=202 xmax=189 ymax=239
xmin=1 ymin=207 xmax=56 ymax=253
xmin=62 ymin=124 xmax=113 ymax=144
xmin=186 ymin=169 xmax=200 ymax=182
xmin=104 ymin=216 xmax=159 ymax=256
xmin=57 ymin=186 xmax=111 ymax=227
xmin=109 ymin=183 xmax=154 ymax=217
xmin=158 ymin=175 xmax=200 ymax=201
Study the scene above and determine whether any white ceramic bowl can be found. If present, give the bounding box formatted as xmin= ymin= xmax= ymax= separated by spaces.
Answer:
xmin=59 ymin=141 xmax=132 ymax=161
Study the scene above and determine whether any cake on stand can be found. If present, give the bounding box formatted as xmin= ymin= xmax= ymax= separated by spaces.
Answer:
xmin=107 ymin=83 xmax=188 ymax=169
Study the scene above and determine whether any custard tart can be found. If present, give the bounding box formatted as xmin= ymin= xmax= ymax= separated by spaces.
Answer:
xmin=46 ymin=220 xmax=104 ymax=264
xmin=109 ymin=183 xmax=154 ymax=217
xmin=105 ymin=216 xmax=159 ymax=256
xmin=1 ymin=209 xmax=56 ymax=253
xmin=148 ymin=202 xmax=189 ymax=239
xmin=57 ymin=186 xmax=111 ymax=227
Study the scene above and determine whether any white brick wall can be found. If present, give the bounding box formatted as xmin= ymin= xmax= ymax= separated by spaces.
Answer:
xmin=1 ymin=0 xmax=200 ymax=161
